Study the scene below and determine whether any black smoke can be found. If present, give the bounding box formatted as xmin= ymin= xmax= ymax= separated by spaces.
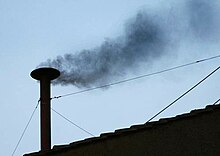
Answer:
xmin=41 ymin=11 xmax=167 ymax=87
xmin=186 ymin=0 xmax=220 ymax=41
xmin=40 ymin=0 xmax=220 ymax=88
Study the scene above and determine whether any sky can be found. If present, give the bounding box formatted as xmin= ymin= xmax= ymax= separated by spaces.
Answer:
xmin=1 ymin=0 xmax=220 ymax=155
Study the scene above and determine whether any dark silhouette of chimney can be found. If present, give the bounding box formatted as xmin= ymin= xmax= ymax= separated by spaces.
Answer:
xmin=31 ymin=67 xmax=60 ymax=151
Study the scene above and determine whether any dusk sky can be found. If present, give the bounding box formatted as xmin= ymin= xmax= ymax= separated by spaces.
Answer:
xmin=1 ymin=0 xmax=220 ymax=155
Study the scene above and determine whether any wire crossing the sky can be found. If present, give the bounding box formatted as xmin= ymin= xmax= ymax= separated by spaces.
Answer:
xmin=51 ymin=54 xmax=220 ymax=100
xmin=12 ymin=54 xmax=220 ymax=155
xmin=147 ymin=65 xmax=220 ymax=122
xmin=213 ymin=98 xmax=220 ymax=105
xmin=12 ymin=100 xmax=40 ymax=156
xmin=12 ymin=101 xmax=95 ymax=156
xmin=51 ymin=108 xmax=95 ymax=137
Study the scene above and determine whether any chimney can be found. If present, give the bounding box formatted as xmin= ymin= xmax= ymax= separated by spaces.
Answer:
xmin=31 ymin=67 xmax=60 ymax=151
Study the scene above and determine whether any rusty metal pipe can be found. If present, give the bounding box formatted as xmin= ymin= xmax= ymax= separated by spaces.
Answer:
xmin=31 ymin=67 xmax=60 ymax=151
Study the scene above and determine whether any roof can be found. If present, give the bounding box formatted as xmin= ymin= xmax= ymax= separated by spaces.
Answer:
xmin=25 ymin=104 xmax=220 ymax=156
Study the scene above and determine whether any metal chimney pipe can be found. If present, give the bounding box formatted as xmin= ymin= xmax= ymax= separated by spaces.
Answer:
xmin=31 ymin=67 xmax=60 ymax=151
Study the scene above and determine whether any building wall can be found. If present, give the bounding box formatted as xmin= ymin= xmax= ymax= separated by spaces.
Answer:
xmin=25 ymin=106 xmax=220 ymax=156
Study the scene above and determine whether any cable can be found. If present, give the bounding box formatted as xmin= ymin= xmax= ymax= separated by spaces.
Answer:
xmin=12 ymin=100 xmax=40 ymax=156
xmin=147 ymin=65 xmax=220 ymax=122
xmin=213 ymin=98 xmax=220 ymax=105
xmin=51 ymin=54 xmax=220 ymax=100
xmin=12 ymin=101 xmax=95 ymax=156
xmin=51 ymin=107 xmax=95 ymax=137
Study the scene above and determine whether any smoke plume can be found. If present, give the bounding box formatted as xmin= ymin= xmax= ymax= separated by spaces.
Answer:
xmin=186 ymin=0 xmax=220 ymax=41
xmin=40 ymin=0 xmax=220 ymax=88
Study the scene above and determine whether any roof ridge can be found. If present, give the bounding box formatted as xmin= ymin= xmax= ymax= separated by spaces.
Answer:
xmin=25 ymin=104 xmax=220 ymax=155
xmin=63 ymin=104 xmax=220 ymax=146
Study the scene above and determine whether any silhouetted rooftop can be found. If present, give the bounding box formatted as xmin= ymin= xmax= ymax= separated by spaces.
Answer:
xmin=25 ymin=104 xmax=220 ymax=156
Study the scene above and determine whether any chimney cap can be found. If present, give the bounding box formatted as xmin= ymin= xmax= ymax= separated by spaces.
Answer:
xmin=31 ymin=67 xmax=60 ymax=80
